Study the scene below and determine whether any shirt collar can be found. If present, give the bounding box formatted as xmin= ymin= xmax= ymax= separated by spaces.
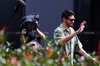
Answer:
xmin=60 ymin=23 xmax=70 ymax=32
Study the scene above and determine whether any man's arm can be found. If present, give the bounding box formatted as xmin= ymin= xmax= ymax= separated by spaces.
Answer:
xmin=60 ymin=21 xmax=86 ymax=44
xmin=78 ymin=48 xmax=98 ymax=63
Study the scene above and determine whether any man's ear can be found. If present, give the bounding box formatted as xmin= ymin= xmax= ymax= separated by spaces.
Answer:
xmin=63 ymin=18 xmax=66 ymax=22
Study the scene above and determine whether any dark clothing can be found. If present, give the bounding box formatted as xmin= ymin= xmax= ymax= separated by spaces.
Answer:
xmin=25 ymin=31 xmax=41 ymax=43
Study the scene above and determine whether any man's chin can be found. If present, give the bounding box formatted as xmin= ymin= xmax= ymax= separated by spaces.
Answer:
xmin=66 ymin=24 xmax=73 ymax=27
xmin=70 ymin=24 xmax=73 ymax=26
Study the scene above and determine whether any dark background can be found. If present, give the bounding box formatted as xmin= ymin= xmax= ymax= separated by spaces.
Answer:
xmin=0 ymin=0 xmax=100 ymax=52
xmin=0 ymin=0 xmax=25 ymax=49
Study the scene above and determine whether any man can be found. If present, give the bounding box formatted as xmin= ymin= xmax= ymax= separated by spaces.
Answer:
xmin=54 ymin=10 xmax=97 ymax=65
xmin=20 ymin=13 xmax=45 ymax=51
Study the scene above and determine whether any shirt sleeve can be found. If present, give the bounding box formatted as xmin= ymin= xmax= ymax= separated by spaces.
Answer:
xmin=54 ymin=29 xmax=64 ymax=45
xmin=74 ymin=36 xmax=83 ymax=52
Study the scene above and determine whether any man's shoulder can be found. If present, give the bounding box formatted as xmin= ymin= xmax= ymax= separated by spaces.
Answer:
xmin=54 ymin=26 xmax=62 ymax=32
xmin=70 ymin=27 xmax=75 ymax=31
xmin=54 ymin=23 xmax=64 ymax=31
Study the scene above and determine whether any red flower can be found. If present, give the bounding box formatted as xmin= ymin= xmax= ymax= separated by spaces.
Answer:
xmin=63 ymin=51 xmax=67 ymax=58
xmin=1 ymin=42 xmax=4 ymax=46
xmin=24 ymin=53 xmax=33 ymax=60
xmin=61 ymin=58 xmax=64 ymax=62
xmin=2 ymin=25 xmax=8 ymax=31
xmin=97 ymin=40 xmax=100 ymax=56
xmin=7 ymin=56 xmax=20 ymax=66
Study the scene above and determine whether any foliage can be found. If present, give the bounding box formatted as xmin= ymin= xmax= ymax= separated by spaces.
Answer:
xmin=0 ymin=35 xmax=100 ymax=66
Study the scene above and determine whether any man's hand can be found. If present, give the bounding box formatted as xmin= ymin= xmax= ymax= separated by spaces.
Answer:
xmin=92 ymin=58 xmax=98 ymax=63
xmin=76 ymin=21 xmax=86 ymax=33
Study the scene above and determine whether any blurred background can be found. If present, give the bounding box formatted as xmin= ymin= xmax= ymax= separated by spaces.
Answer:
xmin=0 ymin=0 xmax=100 ymax=52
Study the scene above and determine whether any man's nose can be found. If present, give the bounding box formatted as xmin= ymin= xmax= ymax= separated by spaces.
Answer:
xmin=72 ymin=20 xmax=74 ymax=23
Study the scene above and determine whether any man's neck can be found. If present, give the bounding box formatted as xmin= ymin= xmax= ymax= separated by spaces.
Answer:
xmin=63 ymin=23 xmax=70 ymax=31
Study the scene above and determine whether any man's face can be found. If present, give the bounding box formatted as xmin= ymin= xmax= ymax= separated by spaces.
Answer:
xmin=64 ymin=15 xmax=75 ymax=27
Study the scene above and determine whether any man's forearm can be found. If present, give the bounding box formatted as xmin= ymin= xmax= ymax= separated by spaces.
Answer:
xmin=78 ymin=49 xmax=98 ymax=63
xmin=78 ymin=49 xmax=89 ymax=57
xmin=60 ymin=31 xmax=78 ymax=43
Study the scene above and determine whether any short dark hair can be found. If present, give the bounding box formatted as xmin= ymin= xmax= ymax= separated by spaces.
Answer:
xmin=61 ymin=10 xmax=75 ymax=19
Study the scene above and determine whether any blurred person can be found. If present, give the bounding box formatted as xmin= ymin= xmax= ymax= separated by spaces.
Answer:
xmin=20 ymin=13 xmax=45 ymax=51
